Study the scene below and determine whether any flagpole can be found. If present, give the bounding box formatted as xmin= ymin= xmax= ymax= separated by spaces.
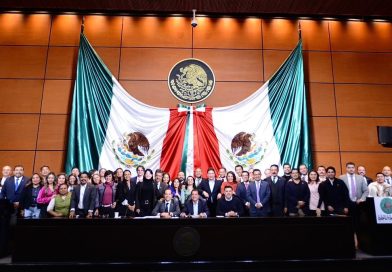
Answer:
xmin=81 ymin=16 xmax=85 ymax=34
xmin=298 ymin=20 xmax=302 ymax=40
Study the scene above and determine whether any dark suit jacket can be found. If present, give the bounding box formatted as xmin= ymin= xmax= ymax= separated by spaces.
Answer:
xmin=0 ymin=176 xmax=28 ymax=203
xmin=19 ymin=185 xmax=43 ymax=209
xmin=318 ymin=178 xmax=350 ymax=212
xmin=198 ymin=179 xmax=223 ymax=205
xmin=182 ymin=199 xmax=210 ymax=216
xmin=71 ymin=183 xmax=97 ymax=212
xmin=265 ymin=176 xmax=286 ymax=205
xmin=247 ymin=180 xmax=271 ymax=216
xmin=364 ymin=176 xmax=373 ymax=185
xmin=151 ymin=198 xmax=181 ymax=217
xmin=236 ymin=182 xmax=250 ymax=205
xmin=116 ymin=181 xmax=136 ymax=206
xmin=155 ymin=181 xmax=168 ymax=200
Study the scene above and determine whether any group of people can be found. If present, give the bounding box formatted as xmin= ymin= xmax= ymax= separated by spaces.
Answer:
xmin=0 ymin=163 xmax=391 ymax=219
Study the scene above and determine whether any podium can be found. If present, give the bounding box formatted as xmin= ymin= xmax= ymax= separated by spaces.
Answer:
xmin=358 ymin=197 xmax=392 ymax=255
xmin=13 ymin=217 xmax=355 ymax=262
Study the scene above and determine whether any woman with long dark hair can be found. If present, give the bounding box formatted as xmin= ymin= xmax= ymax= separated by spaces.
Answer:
xmin=308 ymin=170 xmax=324 ymax=216
xmin=180 ymin=176 xmax=196 ymax=205
xmin=135 ymin=169 xmax=156 ymax=216
xmin=220 ymin=171 xmax=238 ymax=194
xmin=116 ymin=170 xmax=136 ymax=217
xmin=97 ymin=170 xmax=117 ymax=218
xmin=37 ymin=172 xmax=57 ymax=218
xmin=20 ymin=173 xmax=43 ymax=218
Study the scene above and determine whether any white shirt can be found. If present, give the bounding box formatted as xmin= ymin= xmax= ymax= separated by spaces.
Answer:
xmin=193 ymin=201 xmax=199 ymax=215
xmin=385 ymin=176 xmax=392 ymax=185
xmin=208 ymin=180 xmax=215 ymax=193
xmin=1 ymin=177 xmax=7 ymax=186
xmin=346 ymin=174 xmax=357 ymax=201
xmin=78 ymin=184 xmax=87 ymax=210
xmin=195 ymin=177 xmax=202 ymax=187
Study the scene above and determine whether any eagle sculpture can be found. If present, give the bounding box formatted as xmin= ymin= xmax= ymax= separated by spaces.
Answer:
xmin=231 ymin=132 xmax=253 ymax=156
xmin=127 ymin=132 xmax=149 ymax=157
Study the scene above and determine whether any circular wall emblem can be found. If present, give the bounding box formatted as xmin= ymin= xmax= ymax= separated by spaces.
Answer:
xmin=172 ymin=227 xmax=200 ymax=257
xmin=168 ymin=58 xmax=215 ymax=103
xmin=380 ymin=198 xmax=392 ymax=214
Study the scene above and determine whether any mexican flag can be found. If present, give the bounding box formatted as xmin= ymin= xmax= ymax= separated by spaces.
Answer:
xmin=65 ymin=33 xmax=312 ymax=177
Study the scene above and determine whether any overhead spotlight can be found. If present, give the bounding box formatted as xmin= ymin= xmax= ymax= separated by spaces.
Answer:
xmin=191 ymin=9 xmax=198 ymax=27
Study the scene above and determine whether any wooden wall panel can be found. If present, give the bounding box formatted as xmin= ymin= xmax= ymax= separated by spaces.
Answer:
xmin=0 ymin=46 xmax=47 ymax=78
xmin=50 ymin=15 xmax=82 ymax=46
xmin=264 ymin=50 xmax=333 ymax=82
xmin=307 ymin=83 xmax=336 ymax=116
xmin=83 ymin=15 xmax=122 ymax=47
xmin=338 ymin=117 xmax=392 ymax=152
xmin=0 ymin=151 xmax=35 ymax=176
xmin=41 ymin=80 xmax=73 ymax=114
xmin=0 ymin=13 xmax=51 ymax=46
xmin=95 ymin=47 xmax=121 ymax=78
xmin=340 ymin=152 xmax=392 ymax=179
xmin=335 ymin=84 xmax=392 ymax=117
xmin=0 ymin=114 xmax=39 ymax=150
xmin=204 ymin=82 xmax=263 ymax=107
xmin=332 ymin=52 xmax=392 ymax=84
xmin=302 ymin=51 xmax=333 ymax=83
xmin=194 ymin=17 xmax=261 ymax=49
xmin=310 ymin=117 xmax=339 ymax=151
xmin=119 ymin=48 xmax=191 ymax=80
xmin=330 ymin=21 xmax=392 ymax=52
xmin=262 ymin=19 xmax=299 ymax=50
xmin=263 ymin=19 xmax=330 ymax=51
xmin=46 ymin=46 xmax=78 ymax=79
xmin=312 ymin=152 xmax=342 ymax=173
xmin=34 ymin=151 xmax=66 ymax=173
xmin=193 ymin=49 xmax=263 ymax=82
xmin=123 ymin=16 xmax=192 ymax=48
xmin=37 ymin=115 xmax=69 ymax=150
xmin=0 ymin=79 xmax=43 ymax=113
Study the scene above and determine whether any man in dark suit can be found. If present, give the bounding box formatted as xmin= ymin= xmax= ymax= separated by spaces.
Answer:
xmin=319 ymin=166 xmax=350 ymax=215
xmin=181 ymin=189 xmax=209 ymax=217
xmin=130 ymin=165 xmax=145 ymax=186
xmin=217 ymin=185 xmax=244 ymax=217
xmin=236 ymin=171 xmax=251 ymax=215
xmin=247 ymin=169 xmax=271 ymax=217
xmin=194 ymin=168 xmax=205 ymax=188
xmin=0 ymin=165 xmax=28 ymax=211
xmin=198 ymin=167 xmax=223 ymax=217
xmin=154 ymin=169 xmax=168 ymax=201
xmin=282 ymin=163 xmax=292 ymax=182
xmin=152 ymin=188 xmax=181 ymax=218
xmin=69 ymin=172 xmax=97 ymax=218
xmin=265 ymin=164 xmax=286 ymax=216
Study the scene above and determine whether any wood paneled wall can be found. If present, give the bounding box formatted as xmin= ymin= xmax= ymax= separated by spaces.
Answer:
xmin=0 ymin=13 xmax=391 ymax=177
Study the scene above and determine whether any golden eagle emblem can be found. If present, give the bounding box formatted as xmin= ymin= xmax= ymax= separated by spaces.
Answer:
xmin=168 ymin=58 xmax=215 ymax=103
xmin=126 ymin=132 xmax=149 ymax=157
xmin=231 ymin=132 xmax=254 ymax=156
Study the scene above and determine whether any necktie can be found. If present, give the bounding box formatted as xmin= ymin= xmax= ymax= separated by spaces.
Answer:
xmin=245 ymin=183 xmax=248 ymax=190
xmin=387 ymin=178 xmax=391 ymax=185
xmin=256 ymin=181 xmax=261 ymax=203
xmin=15 ymin=178 xmax=20 ymax=192
xmin=274 ymin=177 xmax=277 ymax=184
xmin=165 ymin=202 xmax=169 ymax=212
xmin=350 ymin=175 xmax=356 ymax=200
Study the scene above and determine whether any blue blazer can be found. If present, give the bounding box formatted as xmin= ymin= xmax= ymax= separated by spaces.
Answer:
xmin=182 ymin=199 xmax=210 ymax=217
xmin=236 ymin=182 xmax=249 ymax=205
xmin=0 ymin=176 xmax=28 ymax=203
xmin=198 ymin=179 xmax=223 ymax=204
xmin=246 ymin=180 xmax=271 ymax=215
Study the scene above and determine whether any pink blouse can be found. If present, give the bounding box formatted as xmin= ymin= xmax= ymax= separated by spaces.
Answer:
xmin=37 ymin=186 xmax=55 ymax=205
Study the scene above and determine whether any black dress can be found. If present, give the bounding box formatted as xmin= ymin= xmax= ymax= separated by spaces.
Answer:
xmin=116 ymin=180 xmax=136 ymax=217
xmin=135 ymin=178 xmax=156 ymax=216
